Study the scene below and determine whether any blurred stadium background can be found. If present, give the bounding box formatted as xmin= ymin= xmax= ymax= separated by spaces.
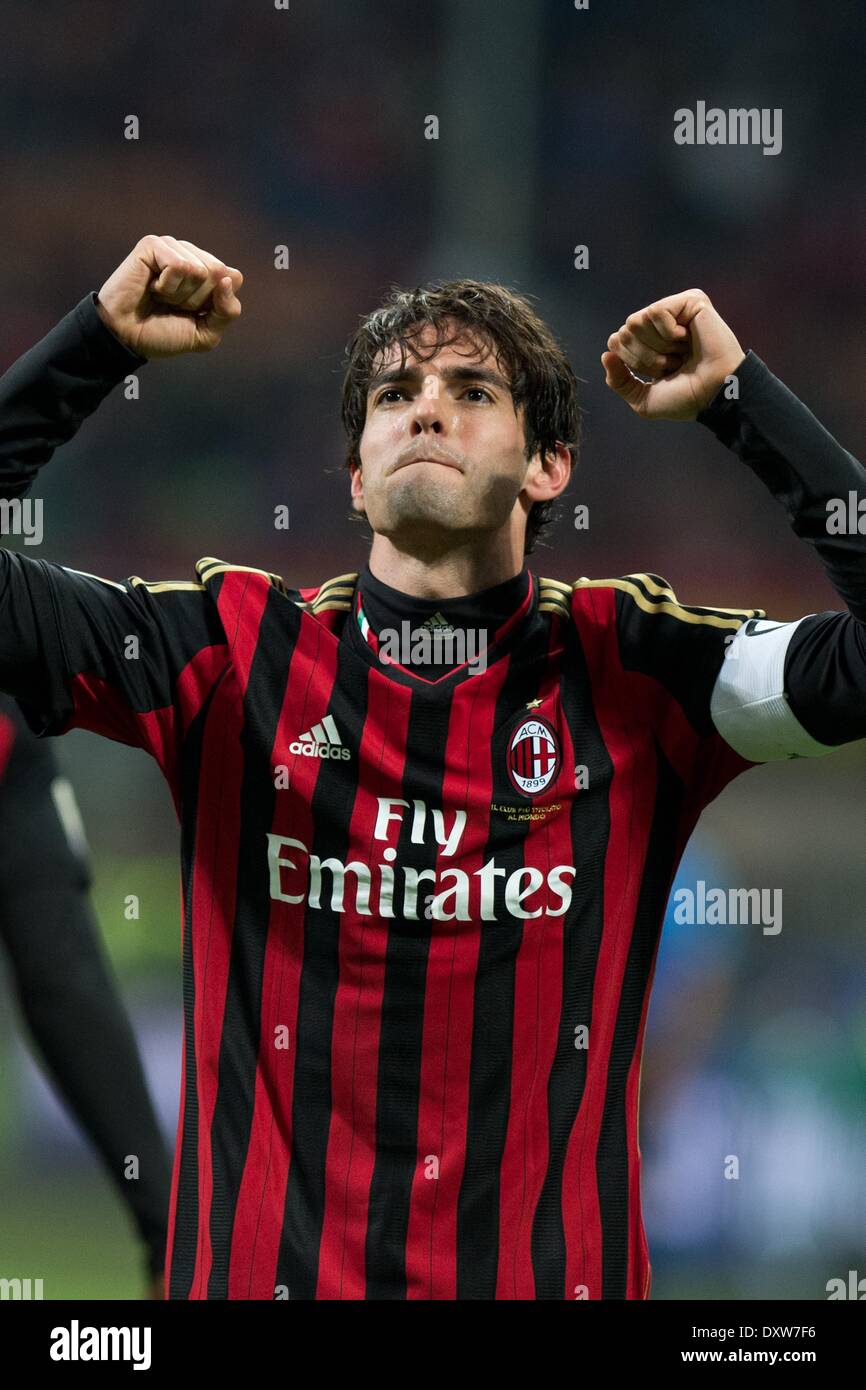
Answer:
xmin=0 ymin=0 xmax=864 ymax=1299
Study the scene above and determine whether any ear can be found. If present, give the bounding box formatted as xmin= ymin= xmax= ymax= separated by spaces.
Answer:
xmin=349 ymin=458 xmax=365 ymax=510
xmin=522 ymin=441 xmax=572 ymax=504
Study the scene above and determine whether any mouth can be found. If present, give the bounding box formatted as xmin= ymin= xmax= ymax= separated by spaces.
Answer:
xmin=393 ymin=456 xmax=462 ymax=474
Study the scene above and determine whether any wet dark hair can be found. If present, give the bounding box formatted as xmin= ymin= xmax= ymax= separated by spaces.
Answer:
xmin=340 ymin=279 xmax=581 ymax=555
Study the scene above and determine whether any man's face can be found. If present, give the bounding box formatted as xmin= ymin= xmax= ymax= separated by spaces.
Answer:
xmin=351 ymin=321 xmax=557 ymax=552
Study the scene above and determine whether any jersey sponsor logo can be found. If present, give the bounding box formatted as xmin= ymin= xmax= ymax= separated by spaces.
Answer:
xmin=507 ymin=716 xmax=561 ymax=798
xmin=289 ymin=714 xmax=351 ymax=760
xmin=266 ymin=797 xmax=577 ymax=921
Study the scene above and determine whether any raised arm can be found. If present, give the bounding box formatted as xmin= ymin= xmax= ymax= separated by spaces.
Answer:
xmin=0 ymin=235 xmax=242 ymax=497
xmin=0 ymin=238 xmax=241 ymax=771
xmin=600 ymin=289 xmax=866 ymax=763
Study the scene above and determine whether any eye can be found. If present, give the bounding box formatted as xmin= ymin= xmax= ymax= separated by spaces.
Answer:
xmin=376 ymin=387 xmax=406 ymax=405
xmin=464 ymin=386 xmax=493 ymax=402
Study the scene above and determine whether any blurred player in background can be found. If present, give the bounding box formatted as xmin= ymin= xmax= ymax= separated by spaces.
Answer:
xmin=0 ymin=692 xmax=171 ymax=1295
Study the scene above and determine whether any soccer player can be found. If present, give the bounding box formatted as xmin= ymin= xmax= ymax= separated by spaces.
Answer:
xmin=0 ymin=234 xmax=863 ymax=1300
xmin=0 ymin=693 xmax=170 ymax=1296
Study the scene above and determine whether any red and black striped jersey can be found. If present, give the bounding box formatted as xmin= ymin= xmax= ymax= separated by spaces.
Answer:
xmin=4 ymin=291 xmax=866 ymax=1299
xmin=0 ymin=547 xmax=770 ymax=1298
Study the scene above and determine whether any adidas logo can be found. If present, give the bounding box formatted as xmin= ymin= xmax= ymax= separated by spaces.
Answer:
xmin=289 ymin=714 xmax=351 ymax=760
xmin=422 ymin=611 xmax=455 ymax=635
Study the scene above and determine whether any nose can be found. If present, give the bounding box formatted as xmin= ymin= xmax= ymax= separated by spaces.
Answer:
xmin=409 ymin=386 xmax=445 ymax=435
xmin=411 ymin=416 xmax=443 ymax=436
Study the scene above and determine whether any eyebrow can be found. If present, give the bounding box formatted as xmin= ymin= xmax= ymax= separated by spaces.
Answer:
xmin=367 ymin=363 xmax=511 ymax=395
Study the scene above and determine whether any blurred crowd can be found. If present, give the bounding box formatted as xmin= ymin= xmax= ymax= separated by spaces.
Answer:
xmin=0 ymin=0 xmax=863 ymax=1298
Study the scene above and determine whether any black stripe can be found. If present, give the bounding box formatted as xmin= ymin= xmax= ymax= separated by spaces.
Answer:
xmin=597 ymin=739 xmax=682 ymax=1299
xmin=455 ymin=609 xmax=553 ymax=1299
xmin=364 ymin=691 xmax=453 ymax=1298
xmin=530 ymin=617 xmax=612 ymax=1298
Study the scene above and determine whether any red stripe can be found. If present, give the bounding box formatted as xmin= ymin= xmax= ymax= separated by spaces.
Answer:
xmin=403 ymin=663 xmax=512 ymax=1298
xmin=562 ymin=586 xmax=655 ymax=1299
xmin=0 ymin=712 xmax=15 ymax=781
xmin=187 ymin=573 xmax=270 ymax=1299
xmin=228 ymin=617 xmax=341 ymax=1298
xmin=164 ymin=938 xmax=187 ymax=1297
xmin=496 ymin=643 xmax=571 ymax=1298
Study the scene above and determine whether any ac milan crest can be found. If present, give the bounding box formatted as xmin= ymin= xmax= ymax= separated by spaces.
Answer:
xmin=507 ymin=716 xmax=561 ymax=798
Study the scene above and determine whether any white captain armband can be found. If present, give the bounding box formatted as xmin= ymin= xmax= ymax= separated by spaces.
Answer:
xmin=710 ymin=617 xmax=839 ymax=762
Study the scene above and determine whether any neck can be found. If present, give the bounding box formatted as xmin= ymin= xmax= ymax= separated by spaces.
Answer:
xmin=367 ymin=532 xmax=526 ymax=600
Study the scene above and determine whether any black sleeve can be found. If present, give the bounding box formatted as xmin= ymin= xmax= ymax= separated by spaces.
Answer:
xmin=697 ymin=351 xmax=866 ymax=621
xmin=0 ymin=552 xmax=229 ymax=759
xmin=782 ymin=611 xmax=866 ymax=746
xmin=0 ymin=292 xmax=147 ymax=496
xmin=0 ymin=696 xmax=170 ymax=1278
xmin=696 ymin=351 xmax=866 ymax=745
xmin=0 ymin=291 xmax=229 ymax=772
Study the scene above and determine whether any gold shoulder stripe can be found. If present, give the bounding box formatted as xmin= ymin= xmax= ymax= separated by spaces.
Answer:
xmin=311 ymin=576 xmax=358 ymax=604
xmin=538 ymin=588 xmax=571 ymax=617
xmin=315 ymin=572 xmax=359 ymax=592
xmin=71 ymin=569 xmax=203 ymax=598
xmin=130 ymin=577 xmax=205 ymax=593
xmin=291 ymin=572 xmax=358 ymax=613
xmin=307 ymin=599 xmax=353 ymax=613
xmin=196 ymin=559 xmax=271 ymax=583
xmin=195 ymin=557 xmax=287 ymax=593
xmin=311 ymin=591 xmax=354 ymax=609
xmin=574 ymin=576 xmax=763 ymax=629
xmin=624 ymin=571 xmax=761 ymax=619
xmin=538 ymin=576 xmax=573 ymax=596
xmin=60 ymin=567 xmax=126 ymax=593
xmin=194 ymin=550 xmax=225 ymax=578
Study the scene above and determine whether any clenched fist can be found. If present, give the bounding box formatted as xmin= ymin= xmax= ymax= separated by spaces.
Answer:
xmin=601 ymin=289 xmax=746 ymax=421
xmin=96 ymin=235 xmax=243 ymax=359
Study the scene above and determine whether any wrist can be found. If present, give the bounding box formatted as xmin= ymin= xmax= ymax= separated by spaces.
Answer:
xmin=702 ymin=346 xmax=747 ymax=405
xmin=94 ymin=295 xmax=130 ymax=348
xmin=77 ymin=293 xmax=149 ymax=372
